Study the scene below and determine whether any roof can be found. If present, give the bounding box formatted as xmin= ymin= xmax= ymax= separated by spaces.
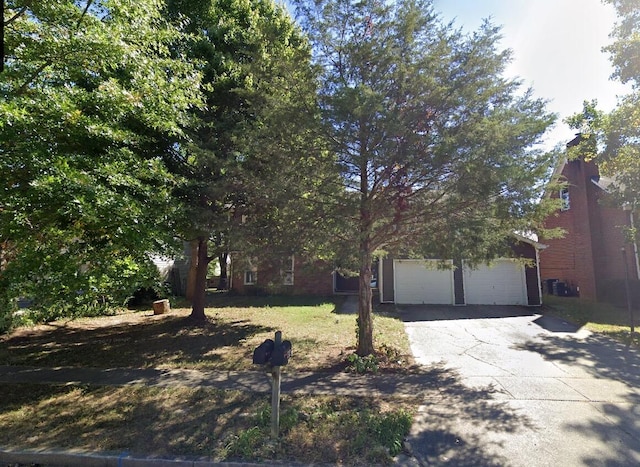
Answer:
xmin=512 ymin=232 xmax=548 ymax=250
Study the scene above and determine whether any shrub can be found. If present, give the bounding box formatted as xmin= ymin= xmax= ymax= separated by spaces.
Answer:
xmin=346 ymin=353 xmax=379 ymax=374
xmin=370 ymin=409 xmax=413 ymax=456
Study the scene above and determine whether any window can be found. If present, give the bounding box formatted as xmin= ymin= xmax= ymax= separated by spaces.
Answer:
xmin=282 ymin=255 xmax=294 ymax=285
xmin=560 ymin=187 xmax=570 ymax=211
xmin=244 ymin=269 xmax=257 ymax=285
xmin=244 ymin=258 xmax=257 ymax=285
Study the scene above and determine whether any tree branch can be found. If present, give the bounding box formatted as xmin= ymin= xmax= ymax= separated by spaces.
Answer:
xmin=5 ymin=5 xmax=29 ymax=26
xmin=15 ymin=60 xmax=51 ymax=95
xmin=76 ymin=0 xmax=94 ymax=32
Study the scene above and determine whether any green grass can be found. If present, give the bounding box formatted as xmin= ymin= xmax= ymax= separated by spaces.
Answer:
xmin=543 ymin=295 xmax=640 ymax=347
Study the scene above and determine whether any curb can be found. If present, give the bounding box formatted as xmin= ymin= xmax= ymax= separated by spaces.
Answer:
xmin=0 ymin=449 xmax=283 ymax=467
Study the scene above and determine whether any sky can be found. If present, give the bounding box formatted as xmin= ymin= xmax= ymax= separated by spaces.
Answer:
xmin=431 ymin=0 xmax=630 ymax=149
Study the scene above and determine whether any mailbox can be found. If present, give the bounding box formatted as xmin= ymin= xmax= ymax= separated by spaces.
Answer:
xmin=252 ymin=339 xmax=275 ymax=365
xmin=270 ymin=340 xmax=292 ymax=366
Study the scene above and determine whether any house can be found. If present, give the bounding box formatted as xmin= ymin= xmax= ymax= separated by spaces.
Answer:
xmin=229 ymin=255 xmax=337 ymax=296
xmin=378 ymin=236 xmax=544 ymax=306
xmin=539 ymin=138 xmax=640 ymax=301
xmin=230 ymin=236 xmax=545 ymax=306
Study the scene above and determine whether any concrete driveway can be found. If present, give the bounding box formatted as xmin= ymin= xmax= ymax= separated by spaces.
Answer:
xmin=399 ymin=305 xmax=640 ymax=467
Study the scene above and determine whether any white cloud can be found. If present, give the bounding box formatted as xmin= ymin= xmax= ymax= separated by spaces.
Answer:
xmin=433 ymin=0 xmax=631 ymax=148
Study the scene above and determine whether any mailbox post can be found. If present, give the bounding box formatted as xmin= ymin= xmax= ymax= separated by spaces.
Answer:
xmin=251 ymin=330 xmax=292 ymax=439
xmin=271 ymin=331 xmax=283 ymax=439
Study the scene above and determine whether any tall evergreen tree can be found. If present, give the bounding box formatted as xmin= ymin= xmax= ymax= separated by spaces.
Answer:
xmin=166 ymin=0 xmax=333 ymax=321
xmin=293 ymin=0 xmax=556 ymax=355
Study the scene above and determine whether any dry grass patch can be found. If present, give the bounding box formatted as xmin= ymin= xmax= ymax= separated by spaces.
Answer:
xmin=0 ymin=383 xmax=415 ymax=465
xmin=0 ymin=295 xmax=413 ymax=372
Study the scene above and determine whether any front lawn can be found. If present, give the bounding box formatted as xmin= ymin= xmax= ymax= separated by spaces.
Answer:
xmin=0 ymin=294 xmax=413 ymax=372
xmin=0 ymin=294 xmax=416 ymax=464
xmin=0 ymin=383 xmax=415 ymax=465
xmin=543 ymin=295 xmax=640 ymax=347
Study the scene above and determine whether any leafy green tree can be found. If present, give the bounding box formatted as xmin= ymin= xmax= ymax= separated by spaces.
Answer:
xmin=292 ymin=0 xmax=556 ymax=355
xmin=564 ymin=1 xmax=640 ymax=217
xmin=166 ymin=0 xmax=333 ymax=321
xmin=0 ymin=0 xmax=202 ymax=323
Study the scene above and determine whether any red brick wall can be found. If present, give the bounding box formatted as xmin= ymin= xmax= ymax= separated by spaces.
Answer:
xmin=539 ymin=158 xmax=636 ymax=300
xmin=230 ymin=255 xmax=334 ymax=296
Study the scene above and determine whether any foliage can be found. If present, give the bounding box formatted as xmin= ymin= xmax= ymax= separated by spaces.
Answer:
xmin=292 ymin=0 xmax=557 ymax=354
xmin=370 ymin=409 xmax=413 ymax=456
xmin=224 ymin=426 xmax=265 ymax=459
xmin=224 ymin=396 xmax=411 ymax=461
xmin=165 ymin=0 xmax=336 ymax=320
xmin=346 ymin=352 xmax=380 ymax=374
xmin=0 ymin=0 xmax=203 ymax=319
xmin=564 ymin=1 xmax=640 ymax=220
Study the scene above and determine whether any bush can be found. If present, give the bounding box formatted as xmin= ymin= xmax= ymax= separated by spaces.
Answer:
xmin=346 ymin=353 xmax=379 ymax=374
xmin=370 ymin=409 xmax=413 ymax=456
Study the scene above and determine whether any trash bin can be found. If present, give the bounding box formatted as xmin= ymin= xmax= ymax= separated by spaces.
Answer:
xmin=544 ymin=279 xmax=558 ymax=295
xmin=552 ymin=281 xmax=568 ymax=296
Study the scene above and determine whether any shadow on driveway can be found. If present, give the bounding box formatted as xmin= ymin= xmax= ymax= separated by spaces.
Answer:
xmin=517 ymin=332 xmax=640 ymax=386
xmin=405 ymin=362 xmax=536 ymax=467
xmin=395 ymin=304 xmax=537 ymax=322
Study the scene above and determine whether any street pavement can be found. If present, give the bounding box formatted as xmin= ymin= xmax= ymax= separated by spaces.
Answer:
xmin=400 ymin=305 xmax=640 ymax=466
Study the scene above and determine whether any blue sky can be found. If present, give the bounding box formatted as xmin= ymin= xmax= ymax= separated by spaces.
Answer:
xmin=432 ymin=0 xmax=629 ymax=149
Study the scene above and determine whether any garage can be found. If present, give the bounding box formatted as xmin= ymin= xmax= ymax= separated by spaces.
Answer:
xmin=393 ymin=259 xmax=454 ymax=304
xmin=378 ymin=237 xmax=543 ymax=306
xmin=463 ymin=259 xmax=527 ymax=305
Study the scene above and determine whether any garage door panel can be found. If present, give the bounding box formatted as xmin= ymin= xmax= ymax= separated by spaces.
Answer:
xmin=394 ymin=260 xmax=454 ymax=304
xmin=463 ymin=260 xmax=526 ymax=305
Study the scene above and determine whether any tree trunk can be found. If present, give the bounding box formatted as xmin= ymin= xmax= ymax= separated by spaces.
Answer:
xmin=357 ymin=259 xmax=374 ymax=355
xmin=218 ymin=252 xmax=228 ymax=290
xmin=190 ymin=236 xmax=209 ymax=322
xmin=357 ymin=247 xmax=375 ymax=356
xmin=185 ymin=239 xmax=199 ymax=301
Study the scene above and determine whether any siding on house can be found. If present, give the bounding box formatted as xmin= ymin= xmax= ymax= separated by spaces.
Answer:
xmin=539 ymin=157 xmax=639 ymax=300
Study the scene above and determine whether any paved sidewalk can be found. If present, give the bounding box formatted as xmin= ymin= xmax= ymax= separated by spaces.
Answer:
xmin=0 ymin=364 xmax=442 ymax=398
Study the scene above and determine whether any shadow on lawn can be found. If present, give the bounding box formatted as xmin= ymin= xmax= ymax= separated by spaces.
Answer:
xmin=0 ymin=383 xmax=262 ymax=459
xmin=0 ymin=364 xmax=540 ymax=465
xmin=0 ymin=315 xmax=274 ymax=369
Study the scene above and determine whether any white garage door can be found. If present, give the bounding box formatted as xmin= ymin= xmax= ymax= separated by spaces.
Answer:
xmin=463 ymin=259 xmax=527 ymax=305
xmin=394 ymin=260 xmax=454 ymax=304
